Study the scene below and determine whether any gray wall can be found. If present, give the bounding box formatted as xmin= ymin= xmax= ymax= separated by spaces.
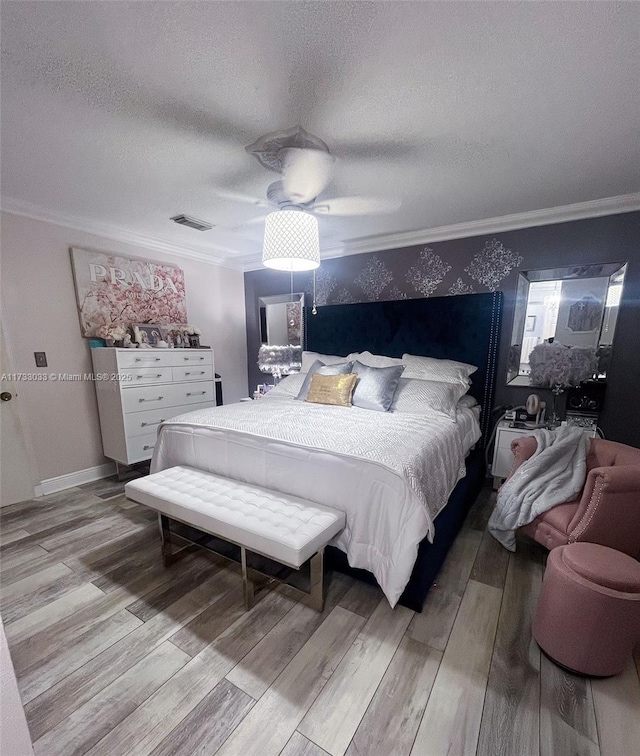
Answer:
xmin=245 ymin=211 xmax=640 ymax=447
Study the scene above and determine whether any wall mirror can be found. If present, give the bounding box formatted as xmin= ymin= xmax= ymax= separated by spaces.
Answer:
xmin=258 ymin=293 xmax=304 ymax=347
xmin=507 ymin=262 xmax=627 ymax=387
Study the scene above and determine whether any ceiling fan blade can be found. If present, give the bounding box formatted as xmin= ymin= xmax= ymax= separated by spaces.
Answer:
xmin=311 ymin=196 xmax=401 ymax=216
xmin=333 ymin=139 xmax=419 ymax=163
xmin=212 ymin=189 xmax=270 ymax=208
xmin=230 ymin=214 xmax=269 ymax=231
xmin=281 ymin=148 xmax=335 ymax=204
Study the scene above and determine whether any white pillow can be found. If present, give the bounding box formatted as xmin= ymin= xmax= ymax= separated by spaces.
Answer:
xmin=390 ymin=378 xmax=467 ymax=421
xmin=261 ymin=372 xmax=306 ymax=399
xmin=300 ymin=351 xmax=347 ymax=373
xmin=346 ymin=350 xmax=404 ymax=368
xmin=458 ymin=394 xmax=479 ymax=409
xmin=401 ymin=354 xmax=477 ymax=386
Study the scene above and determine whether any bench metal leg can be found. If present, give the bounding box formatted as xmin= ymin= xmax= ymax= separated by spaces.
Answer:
xmin=159 ymin=514 xmax=172 ymax=567
xmin=160 ymin=523 xmax=325 ymax=613
xmin=241 ymin=547 xmax=255 ymax=610
xmin=240 ymin=547 xmax=325 ymax=613
xmin=308 ymin=549 xmax=325 ymax=612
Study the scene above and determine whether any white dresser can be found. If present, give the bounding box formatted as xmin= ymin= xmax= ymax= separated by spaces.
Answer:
xmin=92 ymin=348 xmax=215 ymax=466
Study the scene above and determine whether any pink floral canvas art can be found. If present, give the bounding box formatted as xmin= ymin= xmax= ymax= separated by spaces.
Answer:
xmin=70 ymin=247 xmax=188 ymax=337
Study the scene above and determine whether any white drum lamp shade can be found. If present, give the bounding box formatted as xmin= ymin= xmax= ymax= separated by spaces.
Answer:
xmin=262 ymin=210 xmax=320 ymax=271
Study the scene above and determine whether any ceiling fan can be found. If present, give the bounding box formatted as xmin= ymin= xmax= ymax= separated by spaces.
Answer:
xmin=217 ymin=126 xmax=401 ymax=229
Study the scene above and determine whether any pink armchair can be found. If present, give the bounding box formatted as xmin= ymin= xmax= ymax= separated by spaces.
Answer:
xmin=508 ymin=437 xmax=640 ymax=559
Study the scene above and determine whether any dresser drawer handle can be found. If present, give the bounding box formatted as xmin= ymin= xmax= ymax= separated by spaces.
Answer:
xmin=139 ymin=396 xmax=164 ymax=403
xmin=184 ymin=356 xmax=205 ymax=361
xmin=140 ymin=419 xmax=165 ymax=427
xmin=135 ymin=357 xmax=161 ymax=362
xmin=185 ymin=371 xmax=206 ymax=376
xmin=137 ymin=374 xmax=163 ymax=379
xmin=143 ymin=444 xmax=155 ymax=451
xmin=186 ymin=391 xmax=207 ymax=397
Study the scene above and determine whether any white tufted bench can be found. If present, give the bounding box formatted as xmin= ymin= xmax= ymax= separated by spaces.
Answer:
xmin=124 ymin=465 xmax=345 ymax=611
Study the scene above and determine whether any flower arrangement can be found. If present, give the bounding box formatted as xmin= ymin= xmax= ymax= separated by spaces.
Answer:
xmin=96 ymin=322 xmax=128 ymax=343
xmin=528 ymin=342 xmax=597 ymax=388
xmin=183 ymin=325 xmax=202 ymax=336
xmin=528 ymin=341 xmax=598 ymax=426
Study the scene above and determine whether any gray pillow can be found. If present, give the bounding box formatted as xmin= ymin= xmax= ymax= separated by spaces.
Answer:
xmin=295 ymin=360 xmax=354 ymax=400
xmin=351 ymin=361 xmax=405 ymax=412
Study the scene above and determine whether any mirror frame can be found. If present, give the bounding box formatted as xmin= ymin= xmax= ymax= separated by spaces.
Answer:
xmin=258 ymin=292 xmax=305 ymax=348
xmin=506 ymin=262 xmax=627 ymax=387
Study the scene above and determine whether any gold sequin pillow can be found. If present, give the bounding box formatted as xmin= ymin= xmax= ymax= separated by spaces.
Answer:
xmin=305 ymin=373 xmax=357 ymax=407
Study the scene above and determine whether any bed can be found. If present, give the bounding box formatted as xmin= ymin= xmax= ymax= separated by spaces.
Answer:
xmin=152 ymin=292 xmax=502 ymax=610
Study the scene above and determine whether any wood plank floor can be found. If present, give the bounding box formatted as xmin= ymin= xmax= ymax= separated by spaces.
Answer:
xmin=1 ymin=480 xmax=639 ymax=756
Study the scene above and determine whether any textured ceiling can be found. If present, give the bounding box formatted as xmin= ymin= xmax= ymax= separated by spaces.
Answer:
xmin=1 ymin=1 xmax=639 ymax=268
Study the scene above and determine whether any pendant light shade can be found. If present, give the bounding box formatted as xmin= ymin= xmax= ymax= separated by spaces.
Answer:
xmin=262 ymin=210 xmax=320 ymax=271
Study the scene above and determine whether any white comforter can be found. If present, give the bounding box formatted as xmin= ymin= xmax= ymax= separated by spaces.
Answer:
xmin=152 ymin=397 xmax=481 ymax=606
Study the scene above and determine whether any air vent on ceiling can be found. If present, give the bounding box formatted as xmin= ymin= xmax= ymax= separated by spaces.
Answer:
xmin=170 ymin=214 xmax=213 ymax=231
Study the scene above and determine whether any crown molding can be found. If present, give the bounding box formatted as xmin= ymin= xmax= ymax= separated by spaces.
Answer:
xmin=3 ymin=191 xmax=638 ymax=274
xmin=0 ymin=197 xmax=246 ymax=270
xmin=239 ymin=191 xmax=640 ymax=271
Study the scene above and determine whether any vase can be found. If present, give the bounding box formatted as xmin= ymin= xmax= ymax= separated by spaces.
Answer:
xmin=548 ymin=384 xmax=564 ymax=427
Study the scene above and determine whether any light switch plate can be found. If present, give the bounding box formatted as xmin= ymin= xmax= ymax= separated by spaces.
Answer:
xmin=34 ymin=351 xmax=47 ymax=367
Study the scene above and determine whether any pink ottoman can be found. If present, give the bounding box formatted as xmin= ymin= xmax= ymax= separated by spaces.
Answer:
xmin=533 ymin=542 xmax=640 ymax=676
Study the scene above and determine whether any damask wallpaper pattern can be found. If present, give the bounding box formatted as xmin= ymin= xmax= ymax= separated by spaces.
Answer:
xmin=406 ymin=248 xmax=452 ymax=297
xmin=464 ymin=239 xmax=524 ymax=292
xmin=448 ymin=278 xmax=475 ymax=296
xmin=354 ymin=255 xmax=394 ymax=300
xmin=312 ymin=268 xmax=338 ymax=307
xmin=299 ymin=236 xmax=519 ymax=308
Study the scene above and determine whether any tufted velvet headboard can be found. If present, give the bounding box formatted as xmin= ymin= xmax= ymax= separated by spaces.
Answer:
xmin=305 ymin=291 xmax=502 ymax=443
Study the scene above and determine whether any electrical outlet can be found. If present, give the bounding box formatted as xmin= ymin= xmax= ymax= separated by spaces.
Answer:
xmin=34 ymin=351 xmax=47 ymax=368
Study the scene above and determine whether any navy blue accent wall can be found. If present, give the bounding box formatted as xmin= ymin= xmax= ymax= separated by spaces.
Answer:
xmin=244 ymin=211 xmax=640 ymax=447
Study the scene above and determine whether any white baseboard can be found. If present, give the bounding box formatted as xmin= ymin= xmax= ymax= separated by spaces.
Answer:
xmin=34 ymin=462 xmax=116 ymax=497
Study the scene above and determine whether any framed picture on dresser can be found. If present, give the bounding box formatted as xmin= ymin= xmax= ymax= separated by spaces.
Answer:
xmin=132 ymin=324 xmax=164 ymax=347
xmin=162 ymin=324 xmax=187 ymax=347
xmin=161 ymin=324 xmax=202 ymax=348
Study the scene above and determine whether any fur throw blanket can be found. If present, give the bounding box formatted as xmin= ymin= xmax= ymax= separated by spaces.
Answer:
xmin=489 ymin=425 xmax=589 ymax=550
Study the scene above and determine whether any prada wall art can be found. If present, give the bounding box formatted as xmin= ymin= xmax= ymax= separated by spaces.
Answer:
xmin=70 ymin=247 xmax=188 ymax=337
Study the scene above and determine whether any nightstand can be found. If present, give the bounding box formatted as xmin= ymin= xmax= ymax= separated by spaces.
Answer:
xmin=492 ymin=421 xmax=536 ymax=488
xmin=492 ymin=420 xmax=599 ymax=488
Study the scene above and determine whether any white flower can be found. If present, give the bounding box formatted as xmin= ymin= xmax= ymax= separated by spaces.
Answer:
xmin=97 ymin=322 xmax=127 ymax=340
